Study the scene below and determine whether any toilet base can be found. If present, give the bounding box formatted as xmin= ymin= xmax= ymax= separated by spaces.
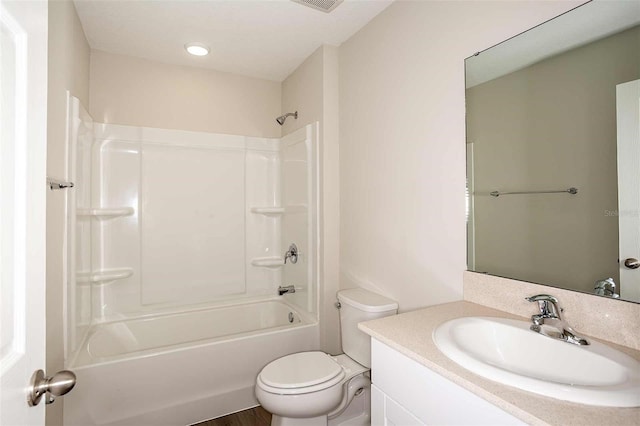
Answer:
xmin=272 ymin=414 xmax=327 ymax=426
xmin=269 ymin=384 xmax=370 ymax=426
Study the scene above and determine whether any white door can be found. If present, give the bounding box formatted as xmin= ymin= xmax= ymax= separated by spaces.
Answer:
xmin=617 ymin=79 xmax=640 ymax=302
xmin=0 ymin=0 xmax=48 ymax=425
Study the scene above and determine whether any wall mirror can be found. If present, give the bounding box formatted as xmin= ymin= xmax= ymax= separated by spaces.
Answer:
xmin=465 ymin=0 xmax=640 ymax=303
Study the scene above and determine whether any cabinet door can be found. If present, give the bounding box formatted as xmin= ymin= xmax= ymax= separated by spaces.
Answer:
xmin=372 ymin=339 xmax=525 ymax=425
xmin=371 ymin=383 xmax=385 ymax=426
xmin=372 ymin=384 xmax=424 ymax=426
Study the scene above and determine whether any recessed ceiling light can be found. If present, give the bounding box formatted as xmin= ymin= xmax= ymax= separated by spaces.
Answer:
xmin=185 ymin=42 xmax=209 ymax=56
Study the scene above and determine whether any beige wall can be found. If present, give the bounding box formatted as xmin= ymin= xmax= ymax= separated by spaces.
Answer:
xmin=467 ymin=26 xmax=639 ymax=294
xmin=321 ymin=47 xmax=340 ymax=354
xmin=46 ymin=0 xmax=90 ymax=424
xmin=89 ymin=50 xmax=281 ymax=138
xmin=281 ymin=47 xmax=324 ymax=136
xmin=281 ymin=46 xmax=342 ymax=354
xmin=338 ymin=0 xmax=584 ymax=312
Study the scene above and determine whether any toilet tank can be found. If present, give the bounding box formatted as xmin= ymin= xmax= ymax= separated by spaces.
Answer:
xmin=337 ymin=288 xmax=398 ymax=368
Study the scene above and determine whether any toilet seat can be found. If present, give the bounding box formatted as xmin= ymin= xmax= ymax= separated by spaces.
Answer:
xmin=257 ymin=351 xmax=346 ymax=395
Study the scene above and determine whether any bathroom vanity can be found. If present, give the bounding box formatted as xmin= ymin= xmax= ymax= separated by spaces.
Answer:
xmin=370 ymin=336 xmax=523 ymax=425
xmin=360 ymin=299 xmax=640 ymax=426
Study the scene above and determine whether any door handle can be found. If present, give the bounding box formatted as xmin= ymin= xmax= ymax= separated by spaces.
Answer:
xmin=624 ymin=258 xmax=640 ymax=269
xmin=28 ymin=369 xmax=76 ymax=406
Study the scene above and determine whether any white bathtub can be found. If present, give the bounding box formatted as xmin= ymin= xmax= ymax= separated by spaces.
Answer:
xmin=63 ymin=299 xmax=319 ymax=426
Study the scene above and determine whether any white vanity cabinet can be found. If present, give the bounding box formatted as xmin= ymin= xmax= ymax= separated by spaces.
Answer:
xmin=370 ymin=338 xmax=525 ymax=426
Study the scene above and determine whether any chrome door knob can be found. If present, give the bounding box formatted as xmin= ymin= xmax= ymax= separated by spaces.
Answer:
xmin=624 ymin=258 xmax=640 ymax=269
xmin=28 ymin=369 xmax=76 ymax=406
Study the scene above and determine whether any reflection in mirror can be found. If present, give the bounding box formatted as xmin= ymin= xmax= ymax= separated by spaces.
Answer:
xmin=465 ymin=0 xmax=640 ymax=303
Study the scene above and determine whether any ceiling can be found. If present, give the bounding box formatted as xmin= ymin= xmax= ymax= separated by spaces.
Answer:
xmin=74 ymin=0 xmax=394 ymax=82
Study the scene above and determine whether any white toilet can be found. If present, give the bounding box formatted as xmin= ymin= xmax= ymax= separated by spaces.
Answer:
xmin=255 ymin=288 xmax=398 ymax=426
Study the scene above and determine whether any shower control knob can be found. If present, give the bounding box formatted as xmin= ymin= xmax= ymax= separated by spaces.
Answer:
xmin=28 ymin=369 xmax=76 ymax=406
xmin=624 ymin=258 xmax=640 ymax=269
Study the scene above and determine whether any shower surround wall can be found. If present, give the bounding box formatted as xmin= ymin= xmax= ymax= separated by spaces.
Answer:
xmin=68 ymin=121 xmax=319 ymax=327
xmin=80 ymin=124 xmax=284 ymax=322
xmin=64 ymin=96 xmax=319 ymax=424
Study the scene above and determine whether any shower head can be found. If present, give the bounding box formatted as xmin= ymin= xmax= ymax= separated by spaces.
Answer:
xmin=276 ymin=111 xmax=298 ymax=126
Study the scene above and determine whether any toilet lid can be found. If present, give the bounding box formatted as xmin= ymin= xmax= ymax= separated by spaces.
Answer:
xmin=260 ymin=351 xmax=344 ymax=389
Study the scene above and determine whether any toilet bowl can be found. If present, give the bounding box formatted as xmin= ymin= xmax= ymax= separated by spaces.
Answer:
xmin=255 ymin=352 xmax=369 ymax=425
xmin=255 ymin=288 xmax=398 ymax=426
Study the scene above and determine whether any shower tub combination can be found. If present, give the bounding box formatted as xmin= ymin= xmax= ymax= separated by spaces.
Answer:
xmin=63 ymin=95 xmax=320 ymax=425
xmin=64 ymin=300 xmax=318 ymax=426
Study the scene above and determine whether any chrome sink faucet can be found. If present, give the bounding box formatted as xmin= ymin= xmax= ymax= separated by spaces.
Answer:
xmin=594 ymin=278 xmax=619 ymax=298
xmin=526 ymin=294 xmax=589 ymax=346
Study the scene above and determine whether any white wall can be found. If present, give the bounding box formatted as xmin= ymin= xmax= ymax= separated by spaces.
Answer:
xmin=281 ymin=45 xmax=341 ymax=354
xmin=338 ymin=0 xmax=584 ymax=312
xmin=89 ymin=50 xmax=281 ymax=138
xmin=46 ymin=1 xmax=91 ymax=424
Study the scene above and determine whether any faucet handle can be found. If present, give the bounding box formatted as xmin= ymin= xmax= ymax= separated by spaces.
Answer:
xmin=525 ymin=294 xmax=558 ymax=303
xmin=526 ymin=294 xmax=562 ymax=318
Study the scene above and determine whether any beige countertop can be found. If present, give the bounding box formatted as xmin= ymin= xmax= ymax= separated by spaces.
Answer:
xmin=358 ymin=301 xmax=640 ymax=426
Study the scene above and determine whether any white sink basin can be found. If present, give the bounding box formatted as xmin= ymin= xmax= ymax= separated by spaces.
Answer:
xmin=433 ymin=316 xmax=640 ymax=407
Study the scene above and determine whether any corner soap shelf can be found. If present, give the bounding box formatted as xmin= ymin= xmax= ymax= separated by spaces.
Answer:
xmin=251 ymin=257 xmax=284 ymax=268
xmin=249 ymin=205 xmax=308 ymax=215
xmin=76 ymin=268 xmax=133 ymax=284
xmin=77 ymin=207 xmax=134 ymax=219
